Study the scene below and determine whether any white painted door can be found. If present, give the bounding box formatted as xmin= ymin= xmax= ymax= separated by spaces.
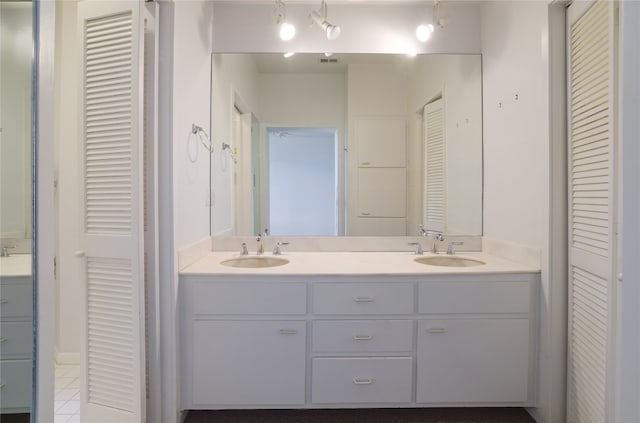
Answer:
xmin=77 ymin=1 xmax=146 ymax=421
xmin=567 ymin=1 xmax=617 ymax=422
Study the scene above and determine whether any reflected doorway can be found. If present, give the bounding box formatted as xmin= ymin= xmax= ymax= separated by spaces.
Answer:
xmin=266 ymin=128 xmax=338 ymax=236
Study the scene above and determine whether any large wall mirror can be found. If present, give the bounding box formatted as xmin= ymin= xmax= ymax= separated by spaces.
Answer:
xmin=210 ymin=53 xmax=482 ymax=238
xmin=0 ymin=1 xmax=34 ymax=421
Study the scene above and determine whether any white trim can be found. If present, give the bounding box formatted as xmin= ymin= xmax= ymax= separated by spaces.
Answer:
xmin=55 ymin=349 xmax=80 ymax=366
xmin=177 ymin=236 xmax=212 ymax=271
xmin=36 ymin=1 xmax=57 ymax=422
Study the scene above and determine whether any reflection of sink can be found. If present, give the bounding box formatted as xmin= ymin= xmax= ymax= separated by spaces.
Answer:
xmin=221 ymin=256 xmax=290 ymax=269
xmin=414 ymin=256 xmax=485 ymax=267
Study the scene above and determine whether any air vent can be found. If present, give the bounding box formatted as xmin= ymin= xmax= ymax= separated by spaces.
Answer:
xmin=319 ymin=58 xmax=338 ymax=64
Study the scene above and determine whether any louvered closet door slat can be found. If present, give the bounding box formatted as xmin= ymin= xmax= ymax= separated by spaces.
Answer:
xmin=79 ymin=1 xmax=145 ymax=422
xmin=422 ymin=99 xmax=446 ymax=234
xmin=567 ymin=0 xmax=616 ymax=422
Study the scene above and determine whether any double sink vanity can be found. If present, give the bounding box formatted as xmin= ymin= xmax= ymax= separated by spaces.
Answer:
xmin=179 ymin=242 xmax=540 ymax=411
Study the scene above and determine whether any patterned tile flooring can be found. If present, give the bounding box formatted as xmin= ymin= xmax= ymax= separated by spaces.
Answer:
xmin=54 ymin=364 xmax=81 ymax=423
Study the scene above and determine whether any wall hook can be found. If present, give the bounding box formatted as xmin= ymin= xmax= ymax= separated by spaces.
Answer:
xmin=222 ymin=142 xmax=238 ymax=164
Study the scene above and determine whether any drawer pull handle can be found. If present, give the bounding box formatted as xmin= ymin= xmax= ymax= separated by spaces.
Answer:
xmin=0 ymin=337 xmax=6 ymax=343
xmin=0 ymin=384 xmax=4 ymax=389
xmin=353 ymin=297 xmax=374 ymax=303
xmin=353 ymin=377 xmax=373 ymax=385
xmin=361 ymin=162 xmax=371 ymax=166
xmin=0 ymin=299 xmax=7 ymax=305
xmin=353 ymin=335 xmax=373 ymax=341
xmin=279 ymin=329 xmax=298 ymax=335
xmin=360 ymin=212 xmax=371 ymax=216
xmin=428 ymin=328 xmax=447 ymax=333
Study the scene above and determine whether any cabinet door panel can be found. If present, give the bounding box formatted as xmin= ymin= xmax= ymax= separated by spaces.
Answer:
xmin=192 ymin=320 xmax=306 ymax=405
xmin=357 ymin=168 xmax=406 ymax=218
xmin=417 ymin=318 xmax=529 ymax=403
xmin=356 ymin=119 xmax=406 ymax=167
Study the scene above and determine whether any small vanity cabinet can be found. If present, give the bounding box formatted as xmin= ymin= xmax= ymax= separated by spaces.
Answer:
xmin=180 ymin=271 xmax=538 ymax=410
xmin=0 ymin=273 xmax=33 ymax=414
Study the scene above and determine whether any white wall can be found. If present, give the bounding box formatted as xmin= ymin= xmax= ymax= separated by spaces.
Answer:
xmin=480 ymin=2 xmax=560 ymax=423
xmin=408 ymin=55 xmax=483 ymax=236
xmin=212 ymin=3 xmax=481 ymax=55
xmin=210 ymin=54 xmax=259 ymax=236
xmin=53 ymin=0 xmax=82 ymax=364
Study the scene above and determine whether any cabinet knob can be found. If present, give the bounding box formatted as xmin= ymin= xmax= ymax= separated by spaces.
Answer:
xmin=74 ymin=250 xmax=86 ymax=258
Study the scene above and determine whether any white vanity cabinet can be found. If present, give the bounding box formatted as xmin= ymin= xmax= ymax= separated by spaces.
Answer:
xmin=416 ymin=276 xmax=534 ymax=404
xmin=180 ymin=271 xmax=538 ymax=410
xmin=0 ymin=275 xmax=33 ymax=414
xmin=182 ymin=279 xmax=307 ymax=408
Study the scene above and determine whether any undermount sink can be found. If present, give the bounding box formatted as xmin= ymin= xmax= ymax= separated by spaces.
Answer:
xmin=221 ymin=256 xmax=290 ymax=269
xmin=414 ymin=256 xmax=486 ymax=267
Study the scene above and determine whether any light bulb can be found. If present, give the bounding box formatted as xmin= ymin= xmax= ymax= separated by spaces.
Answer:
xmin=279 ymin=22 xmax=296 ymax=41
xmin=416 ymin=23 xmax=434 ymax=42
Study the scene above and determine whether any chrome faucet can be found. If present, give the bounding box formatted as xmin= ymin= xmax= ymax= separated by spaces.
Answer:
xmin=273 ymin=241 xmax=289 ymax=255
xmin=432 ymin=234 xmax=444 ymax=254
xmin=240 ymin=242 xmax=248 ymax=255
xmin=256 ymin=235 xmax=263 ymax=255
xmin=447 ymin=241 xmax=464 ymax=255
xmin=408 ymin=242 xmax=423 ymax=255
xmin=0 ymin=243 xmax=15 ymax=257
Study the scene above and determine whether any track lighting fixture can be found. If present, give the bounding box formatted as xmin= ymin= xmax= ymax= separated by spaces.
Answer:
xmin=309 ymin=0 xmax=341 ymax=40
xmin=416 ymin=0 xmax=444 ymax=43
xmin=274 ymin=0 xmax=296 ymax=41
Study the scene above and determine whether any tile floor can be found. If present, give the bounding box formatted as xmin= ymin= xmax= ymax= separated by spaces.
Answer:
xmin=54 ymin=364 xmax=81 ymax=423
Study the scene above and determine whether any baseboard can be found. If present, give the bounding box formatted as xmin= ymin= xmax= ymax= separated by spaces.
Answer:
xmin=55 ymin=348 xmax=80 ymax=365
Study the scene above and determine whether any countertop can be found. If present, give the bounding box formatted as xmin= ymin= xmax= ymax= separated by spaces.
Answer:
xmin=181 ymin=251 xmax=540 ymax=276
xmin=0 ymin=254 xmax=32 ymax=278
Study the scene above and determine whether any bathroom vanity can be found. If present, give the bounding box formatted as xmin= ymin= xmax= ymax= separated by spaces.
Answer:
xmin=0 ymin=254 xmax=33 ymax=414
xmin=179 ymin=251 xmax=539 ymax=410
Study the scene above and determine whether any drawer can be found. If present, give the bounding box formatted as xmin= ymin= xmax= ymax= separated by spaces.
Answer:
xmin=0 ymin=359 xmax=32 ymax=410
xmin=192 ymin=282 xmax=306 ymax=315
xmin=311 ymin=357 xmax=412 ymax=403
xmin=0 ymin=321 xmax=33 ymax=358
xmin=0 ymin=284 xmax=33 ymax=318
xmin=313 ymin=283 xmax=414 ymax=315
xmin=312 ymin=320 xmax=413 ymax=353
xmin=418 ymin=281 xmax=530 ymax=314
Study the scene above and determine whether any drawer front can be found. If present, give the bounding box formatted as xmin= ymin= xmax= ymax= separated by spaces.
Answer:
xmin=418 ymin=281 xmax=530 ymax=314
xmin=0 ymin=359 xmax=32 ymax=410
xmin=312 ymin=320 xmax=413 ymax=353
xmin=311 ymin=357 xmax=413 ymax=404
xmin=313 ymin=283 xmax=414 ymax=315
xmin=193 ymin=282 xmax=306 ymax=315
xmin=0 ymin=321 xmax=33 ymax=358
xmin=0 ymin=284 xmax=32 ymax=318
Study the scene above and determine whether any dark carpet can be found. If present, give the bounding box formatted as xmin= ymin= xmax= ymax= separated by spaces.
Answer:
xmin=184 ymin=408 xmax=536 ymax=423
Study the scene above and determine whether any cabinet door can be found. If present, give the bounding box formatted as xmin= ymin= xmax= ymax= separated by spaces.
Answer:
xmin=192 ymin=320 xmax=306 ymax=406
xmin=417 ymin=319 xmax=529 ymax=403
xmin=356 ymin=119 xmax=406 ymax=167
xmin=357 ymin=168 xmax=406 ymax=218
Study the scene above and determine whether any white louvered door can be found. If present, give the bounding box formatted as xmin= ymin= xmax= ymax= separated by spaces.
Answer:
xmin=567 ymin=1 xmax=617 ymax=422
xmin=78 ymin=2 xmax=146 ymax=421
xmin=423 ymin=99 xmax=445 ymax=234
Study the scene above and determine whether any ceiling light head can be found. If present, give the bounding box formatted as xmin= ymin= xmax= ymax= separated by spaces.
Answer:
xmin=309 ymin=1 xmax=341 ymax=40
xmin=279 ymin=22 xmax=296 ymax=41
xmin=416 ymin=23 xmax=434 ymax=42
xmin=274 ymin=0 xmax=296 ymax=41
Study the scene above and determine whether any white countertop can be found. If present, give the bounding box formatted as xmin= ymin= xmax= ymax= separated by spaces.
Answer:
xmin=0 ymin=254 xmax=32 ymax=278
xmin=181 ymin=251 xmax=540 ymax=276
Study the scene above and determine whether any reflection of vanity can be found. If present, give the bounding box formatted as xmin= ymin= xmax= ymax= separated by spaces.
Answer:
xmin=180 ymin=251 xmax=538 ymax=410
xmin=0 ymin=255 xmax=33 ymax=414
